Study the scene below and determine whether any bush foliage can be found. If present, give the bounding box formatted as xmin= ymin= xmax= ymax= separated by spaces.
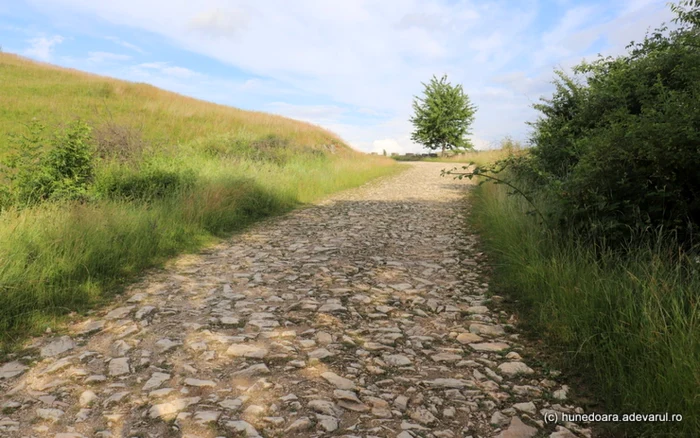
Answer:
xmin=1 ymin=120 xmax=95 ymax=207
xmin=500 ymin=1 xmax=700 ymax=247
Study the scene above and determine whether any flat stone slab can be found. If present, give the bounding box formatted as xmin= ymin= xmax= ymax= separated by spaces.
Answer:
xmin=469 ymin=342 xmax=510 ymax=352
xmin=0 ymin=361 xmax=28 ymax=379
xmin=470 ymin=323 xmax=506 ymax=337
xmin=321 ymin=372 xmax=355 ymax=390
xmin=226 ymin=344 xmax=268 ymax=358
xmin=104 ymin=306 xmax=135 ymax=320
xmin=383 ymin=354 xmax=412 ymax=366
xmin=456 ymin=332 xmax=483 ymax=344
xmin=108 ymin=357 xmax=130 ymax=376
xmin=40 ymin=336 xmax=75 ymax=358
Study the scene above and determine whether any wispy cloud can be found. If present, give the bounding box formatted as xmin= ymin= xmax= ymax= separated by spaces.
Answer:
xmin=23 ymin=35 xmax=64 ymax=61
xmin=104 ymin=36 xmax=145 ymax=54
xmin=134 ymin=62 xmax=201 ymax=79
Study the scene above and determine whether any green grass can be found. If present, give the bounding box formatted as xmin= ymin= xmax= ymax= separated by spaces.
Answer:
xmin=470 ymin=178 xmax=700 ymax=437
xmin=0 ymin=53 xmax=400 ymax=349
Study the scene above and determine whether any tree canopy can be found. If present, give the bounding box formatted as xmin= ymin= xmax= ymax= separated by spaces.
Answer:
xmin=410 ymin=75 xmax=477 ymax=154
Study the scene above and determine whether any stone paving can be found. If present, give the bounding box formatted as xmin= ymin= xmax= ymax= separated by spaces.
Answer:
xmin=0 ymin=162 xmax=590 ymax=438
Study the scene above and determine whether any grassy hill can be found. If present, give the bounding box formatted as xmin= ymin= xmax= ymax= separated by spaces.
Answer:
xmin=0 ymin=53 xmax=337 ymax=153
xmin=0 ymin=53 xmax=398 ymax=348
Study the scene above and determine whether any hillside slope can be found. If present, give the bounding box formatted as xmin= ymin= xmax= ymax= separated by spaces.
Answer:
xmin=0 ymin=53 xmax=341 ymax=154
xmin=0 ymin=53 xmax=398 ymax=348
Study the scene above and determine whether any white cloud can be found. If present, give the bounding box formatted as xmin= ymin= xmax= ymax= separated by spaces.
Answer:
xmin=189 ymin=7 xmax=250 ymax=38
xmin=372 ymin=138 xmax=404 ymax=155
xmin=24 ymin=35 xmax=64 ymax=61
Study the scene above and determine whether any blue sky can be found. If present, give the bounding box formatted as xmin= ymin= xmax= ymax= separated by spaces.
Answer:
xmin=0 ymin=0 xmax=674 ymax=153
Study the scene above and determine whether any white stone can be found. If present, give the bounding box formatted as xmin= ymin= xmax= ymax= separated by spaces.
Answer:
xmin=79 ymin=390 xmax=97 ymax=407
xmin=498 ymin=361 xmax=535 ymax=376
xmin=317 ymin=414 xmax=339 ymax=432
xmin=149 ymin=397 xmax=200 ymax=419
xmin=513 ymin=401 xmax=537 ymax=415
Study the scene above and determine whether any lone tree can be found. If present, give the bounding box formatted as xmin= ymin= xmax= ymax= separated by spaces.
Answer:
xmin=410 ymin=75 xmax=477 ymax=155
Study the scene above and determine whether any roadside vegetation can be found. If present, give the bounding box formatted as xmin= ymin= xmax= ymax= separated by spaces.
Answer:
xmin=450 ymin=2 xmax=700 ymax=436
xmin=0 ymin=53 xmax=398 ymax=349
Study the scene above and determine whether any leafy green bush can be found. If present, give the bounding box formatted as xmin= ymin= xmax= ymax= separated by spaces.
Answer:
xmin=1 ymin=119 xmax=96 ymax=206
xmin=496 ymin=2 xmax=700 ymax=247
